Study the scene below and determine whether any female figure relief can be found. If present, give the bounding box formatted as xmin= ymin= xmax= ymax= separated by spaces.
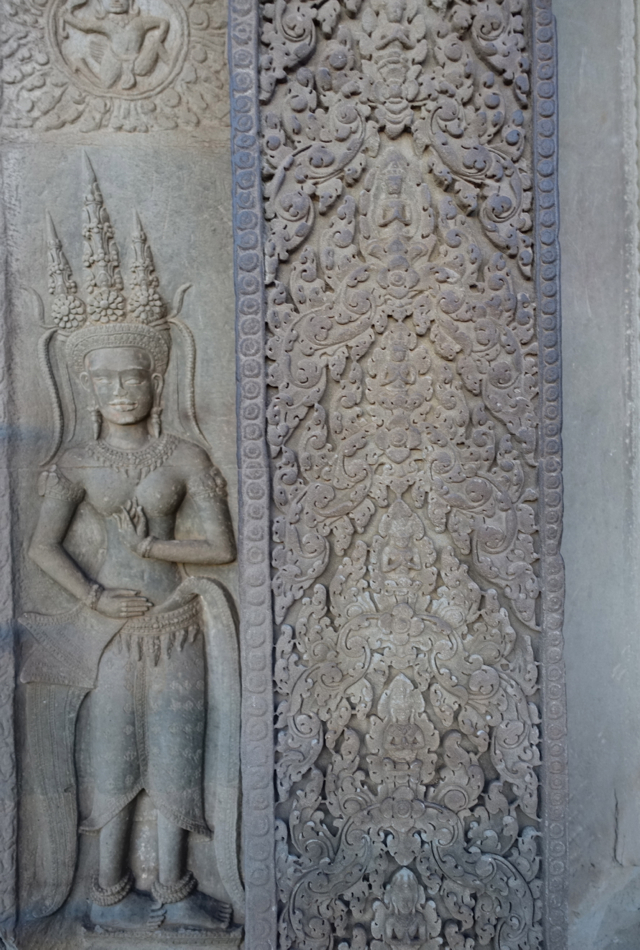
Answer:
xmin=21 ymin=161 xmax=242 ymax=934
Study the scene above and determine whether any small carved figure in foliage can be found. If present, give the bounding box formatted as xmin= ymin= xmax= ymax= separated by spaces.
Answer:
xmin=372 ymin=868 xmax=435 ymax=949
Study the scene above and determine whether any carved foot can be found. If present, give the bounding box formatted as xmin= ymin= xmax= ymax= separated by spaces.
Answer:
xmin=156 ymin=892 xmax=233 ymax=932
xmin=90 ymin=891 xmax=158 ymax=932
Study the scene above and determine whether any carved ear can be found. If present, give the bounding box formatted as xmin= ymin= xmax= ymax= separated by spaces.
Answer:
xmin=152 ymin=372 xmax=164 ymax=402
xmin=79 ymin=371 xmax=91 ymax=392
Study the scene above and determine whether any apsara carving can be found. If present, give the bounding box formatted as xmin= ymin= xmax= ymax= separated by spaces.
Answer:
xmin=262 ymin=1 xmax=545 ymax=948
xmin=20 ymin=156 xmax=244 ymax=937
xmin=1 ymin=0 xmax=229 ymax=133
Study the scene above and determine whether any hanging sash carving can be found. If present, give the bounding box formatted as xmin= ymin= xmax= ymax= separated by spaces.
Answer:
xmin=259 ymin=1 xmax=564 ymax=948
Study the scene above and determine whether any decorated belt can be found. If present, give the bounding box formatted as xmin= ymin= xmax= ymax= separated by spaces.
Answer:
xmin=119 ymin=596 xmax=201 ymax=641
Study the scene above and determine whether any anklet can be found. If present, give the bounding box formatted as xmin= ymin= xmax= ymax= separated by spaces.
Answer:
xmin=90 ymin=869 xmax=134 ymax=907
xmin=151 ymin=870 xmax=197 ymax=904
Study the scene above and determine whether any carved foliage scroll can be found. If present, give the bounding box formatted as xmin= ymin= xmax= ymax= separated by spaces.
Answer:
xmin=260 ymin=1 xmax=564 ymax=948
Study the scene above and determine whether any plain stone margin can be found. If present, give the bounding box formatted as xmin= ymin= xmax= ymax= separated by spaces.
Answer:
xmin=534 ymin=3 xmax=568 ymax=948
xmin=621 ymin=0 xmax=640 ymax=655
xmin=0 ymin=122 xmax=18 ymax=947
xmin=228 ymin=0 xmax=278 ymax=948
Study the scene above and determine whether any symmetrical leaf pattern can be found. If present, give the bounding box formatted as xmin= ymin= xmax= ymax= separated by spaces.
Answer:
xmin=262 ymin=2 xmax=543 ymax=947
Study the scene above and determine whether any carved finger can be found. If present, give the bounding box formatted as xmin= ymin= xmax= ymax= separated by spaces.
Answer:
xmin=121 ymin=506 xmax=135 ymax=526
xmin=134 ymin=507 xmax=147 ymax=535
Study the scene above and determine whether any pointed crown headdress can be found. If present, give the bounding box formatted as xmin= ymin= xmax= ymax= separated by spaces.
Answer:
xmin=39 ymin=154 xmax=204 ymax=464
xmin=47 ymin=155 xmax=171 ymax=376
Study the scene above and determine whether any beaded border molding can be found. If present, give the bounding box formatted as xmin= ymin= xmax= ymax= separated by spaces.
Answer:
xmin=228 ymin=1 xmax=278 ymax=948
xmin=532 ymin=4 xmax=568 ymax=948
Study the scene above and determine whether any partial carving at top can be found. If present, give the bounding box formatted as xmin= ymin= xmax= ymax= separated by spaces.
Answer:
xmin=1 ymin=0 xmax=229 ymax=133
xmin=52 ymin=0 xmax=183 ymax=99
xmin=261 ymin=0 xmax=531 ymax=282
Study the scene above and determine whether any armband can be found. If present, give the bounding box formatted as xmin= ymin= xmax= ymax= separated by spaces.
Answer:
xmin=38 ymin=465 xmax=85 ymax=504
xmin=187 ymin=465 xmax=228 ymax=501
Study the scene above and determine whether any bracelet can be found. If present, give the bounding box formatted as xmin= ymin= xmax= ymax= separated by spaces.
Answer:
xmin=137 ymin=536 xmax=155 ymax=558
xmin=84 ymin=583 xmax=103 ymax=611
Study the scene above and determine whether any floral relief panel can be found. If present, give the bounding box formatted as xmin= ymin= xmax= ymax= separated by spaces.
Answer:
xmin=255 ymin=0 xmax=565 ymax=947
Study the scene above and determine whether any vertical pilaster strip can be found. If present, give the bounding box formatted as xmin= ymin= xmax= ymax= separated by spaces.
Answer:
xmin=229 ymin=0 xmax=278 ymax=946
xmin=534 ymin=3 xmax=568 ymax=948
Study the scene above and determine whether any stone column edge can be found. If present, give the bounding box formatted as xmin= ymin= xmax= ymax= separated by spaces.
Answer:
xmin=229 ymin=0 xmax=278 ymax=946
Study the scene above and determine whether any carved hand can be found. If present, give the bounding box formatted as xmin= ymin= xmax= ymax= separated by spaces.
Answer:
xmin=95 ymin=588 xmax=152 ymax=619
xmin=113 ymin=499 xmax=151 ymax=556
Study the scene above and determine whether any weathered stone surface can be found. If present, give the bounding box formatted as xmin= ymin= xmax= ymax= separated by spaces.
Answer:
xmin=557 ymin=0 xmax=640 ymax=948
xmin=0 ymin=1 xmax=567 ymax=948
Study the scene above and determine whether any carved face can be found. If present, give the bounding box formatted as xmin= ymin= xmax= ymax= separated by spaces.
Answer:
xmin=388 ymin=869 xmax=419 ymax=916
xmin=82 ymin=346 xmax=161 ymax=427
xmin=386 ymin=0 xmax=406 ymax=23
xmin=102 ymin=0 xmax=131 ymax=14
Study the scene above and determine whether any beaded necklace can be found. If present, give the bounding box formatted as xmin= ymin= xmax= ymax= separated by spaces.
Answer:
xmin=85 ymin=433 xmax=179 ymax=482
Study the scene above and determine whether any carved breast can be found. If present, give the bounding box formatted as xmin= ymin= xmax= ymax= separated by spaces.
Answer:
xmin=81 ymin=465 xmax=187 ymax=521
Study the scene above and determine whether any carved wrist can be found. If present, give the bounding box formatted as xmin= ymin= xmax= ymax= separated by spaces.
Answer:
xmin=136 ymin=536 xmax=155 ymax=558
xmin=84 ymin=583 xmax=104 ymax=611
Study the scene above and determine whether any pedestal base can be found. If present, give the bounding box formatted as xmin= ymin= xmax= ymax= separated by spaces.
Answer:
xmin=83 ymin=925 xmax=243 ymax=950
